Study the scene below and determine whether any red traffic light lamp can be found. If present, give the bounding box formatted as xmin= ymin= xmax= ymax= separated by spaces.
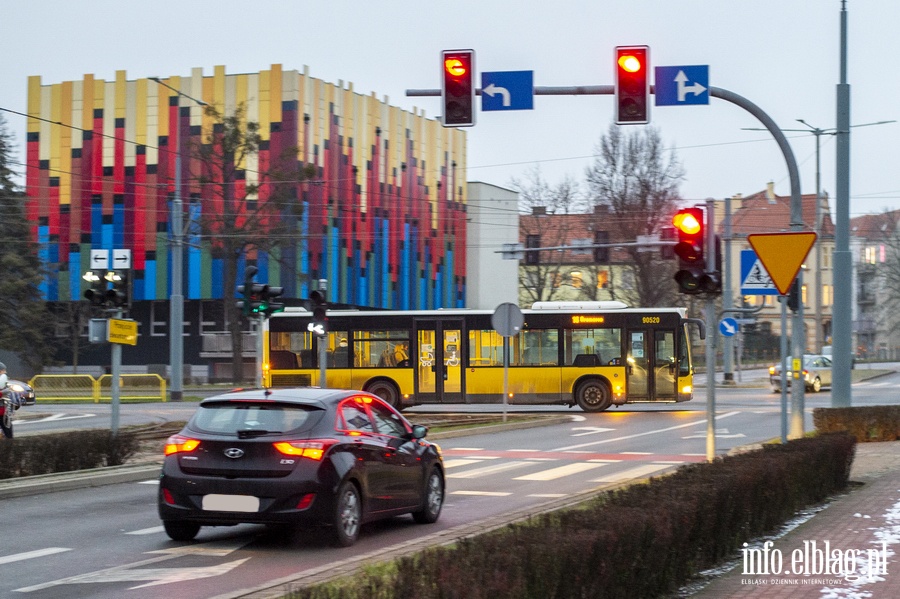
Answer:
xmin=615 ymin=46 xmax=649 ymax=125
xmin=672 ymin=207 xmax=706 ymax=294
xmin=441 ymin=49 xmax=475 ymax=127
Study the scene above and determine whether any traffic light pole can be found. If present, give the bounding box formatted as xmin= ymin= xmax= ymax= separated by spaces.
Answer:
xmin=110 ymin=308 xmax=122 ymax=436
xmin=704 ymin=198 xmax=717 ymax=462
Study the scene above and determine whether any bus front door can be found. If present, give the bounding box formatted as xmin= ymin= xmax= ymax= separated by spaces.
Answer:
xmin=626 ymin=329 xmax=678 ymax=401
xmin=414 ymin=319 xmax=463 ymax=403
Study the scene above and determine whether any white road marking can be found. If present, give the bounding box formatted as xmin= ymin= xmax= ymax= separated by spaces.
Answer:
xmin=450 ymin=490 xmax=511 ymax=497
xmin=14 ymin=413 xmax=96 ymax=425
xmin=447 ymin=461 xmax=534 ymax=479
xmin=0 ymin=548 xmax=70 ymax=565
xmin=16 ymin=539 xmax=253 ymax=592
xmin=553 ymin=411 xmax=741 ymax=452
xmin=126 ymin=526 xmax=165 ymax=535
xmin=514 ymin=462 xmax=609 ymax=481
xmin=442 ymin=458 xmax=483 ymax=469
xmin=591 ymin=464 xmax=673 ymax=483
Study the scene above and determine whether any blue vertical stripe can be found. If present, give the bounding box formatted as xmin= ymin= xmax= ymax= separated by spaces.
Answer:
xmin=69 ymin=251 xmax=81 ymax=301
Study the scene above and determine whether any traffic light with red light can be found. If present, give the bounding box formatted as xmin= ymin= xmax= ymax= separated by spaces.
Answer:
xmin=615 ymin=46 xmax=650 ymax=125
xmin=441 ymin=49 xmax=475 ymax=127
xmin=672 ymin=207 xmax=705 ymax=294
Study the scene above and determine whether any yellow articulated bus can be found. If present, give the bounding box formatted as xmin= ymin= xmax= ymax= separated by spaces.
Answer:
xmin=263 ymin=301 xmax=705 ymax=412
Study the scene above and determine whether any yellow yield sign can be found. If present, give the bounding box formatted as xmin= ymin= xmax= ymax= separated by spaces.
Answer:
xmin=108 ymin=318 xmax=138 ymax=346
xmin=747 ymin=232 xmax=817 ymax=295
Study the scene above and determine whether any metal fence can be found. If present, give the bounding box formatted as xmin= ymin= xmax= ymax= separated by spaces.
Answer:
xmin=30 ymin=374 xmax=167 ymax=402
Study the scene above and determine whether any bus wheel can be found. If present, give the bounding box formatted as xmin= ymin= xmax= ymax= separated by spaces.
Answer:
xmin=366 ymin=380 xmax=401 ymax=409
xmin=575 ymin=379 xmax=611 ymax=412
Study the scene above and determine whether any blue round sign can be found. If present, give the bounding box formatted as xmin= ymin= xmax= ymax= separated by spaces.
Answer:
xmin=719 ymin=317 xmax=738 ymax=337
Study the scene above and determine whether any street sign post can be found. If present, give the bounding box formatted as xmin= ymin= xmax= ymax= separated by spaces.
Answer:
xmin=481 ymin=71 xmax=534 ymax=111
xmin=492 ymin=302 xmax=524 ymax=422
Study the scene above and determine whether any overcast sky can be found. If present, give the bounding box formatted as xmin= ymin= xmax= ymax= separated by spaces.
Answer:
xmin=3 ymin=0 xmax=898 ymax=218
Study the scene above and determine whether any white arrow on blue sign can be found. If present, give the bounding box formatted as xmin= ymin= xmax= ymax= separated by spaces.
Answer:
xmin=655 ymin=65 xmax=709 ymax=106
xmin=719 ymin=317 xmax=738 ymax=337
xmin=481 ymin=71 xmax=534 ymax=111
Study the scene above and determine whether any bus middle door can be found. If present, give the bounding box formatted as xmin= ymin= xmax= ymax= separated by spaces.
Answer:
xmin=626 ymin=328 xmax=678 ymax=401
xmin=414 ymin=319 xmax=463 ymax=404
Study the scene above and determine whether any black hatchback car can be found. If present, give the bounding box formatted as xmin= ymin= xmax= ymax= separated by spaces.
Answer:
xmin=158 ymin=388 xmax=444 ymax=546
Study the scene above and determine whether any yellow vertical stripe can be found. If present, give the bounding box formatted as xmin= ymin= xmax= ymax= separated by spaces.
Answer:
xmin=58 ymin=81 xmax=72 ymax=204
xmin=258 ymin=69 xmax=271 ymax=141
xmin=27 ymin=76 xmax=42 ymax=133
xmin=269 ymin=63 xmax=282 ymax=126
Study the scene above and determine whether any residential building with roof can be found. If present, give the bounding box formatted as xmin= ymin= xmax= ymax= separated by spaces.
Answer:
xmin=849 ymin=209 xmax=900 ymax=359
xmin=722 ymin=182 xmax=835 ymax=354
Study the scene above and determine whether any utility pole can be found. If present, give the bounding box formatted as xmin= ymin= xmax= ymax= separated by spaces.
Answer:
xmin=149 ymin=77 xmax=207 ymax=402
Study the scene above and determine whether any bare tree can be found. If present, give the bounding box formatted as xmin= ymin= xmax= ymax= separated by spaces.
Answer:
xmin=188 ymin=104 xmax=305 ymax=384
xmin=584 ymin=124 xmax=685 ymax=307
xmin=512 ymin=168 xmax=585 ymax=306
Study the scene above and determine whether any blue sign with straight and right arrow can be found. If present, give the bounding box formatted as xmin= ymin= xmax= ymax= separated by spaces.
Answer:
xmin=654 ymin=65 xmax=709 ymax=106
xmin=481 ymin=70 xmax=534 ymax=111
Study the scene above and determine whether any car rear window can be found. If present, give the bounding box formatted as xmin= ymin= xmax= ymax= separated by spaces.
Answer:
xmin=189 ymin=401 xmax=323 ymax=435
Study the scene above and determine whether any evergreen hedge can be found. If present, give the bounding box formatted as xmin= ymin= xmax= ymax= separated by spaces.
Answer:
xmin=0 ymin=430 xmax=139 ymax=478
xmin=287 ymin=433 xmax=856 ymax=599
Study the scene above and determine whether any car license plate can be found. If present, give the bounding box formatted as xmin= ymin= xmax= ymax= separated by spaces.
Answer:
xmin=202 ymin=494 xmax=259 ymax=512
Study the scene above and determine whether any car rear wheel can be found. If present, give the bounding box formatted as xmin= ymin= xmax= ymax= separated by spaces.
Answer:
xmin=412 ymin=468 xmax=444 ymax=524
xmin=575 ymin=379 xmax=611 ymax=412
xmin=163 ymin=520 xmax=201 ymax=541
xmin=332 ymin=481 xmax=361 ymax=547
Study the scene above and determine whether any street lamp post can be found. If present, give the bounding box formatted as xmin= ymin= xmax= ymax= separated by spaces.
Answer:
xmin=150 ymin=77 xmax=207 ymax=402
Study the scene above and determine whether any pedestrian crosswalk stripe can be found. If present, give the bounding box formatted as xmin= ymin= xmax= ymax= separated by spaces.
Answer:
xmin=590 ymin=464 xmax=672 ymax=483
xmin=447 ymin=460 xmax=534 ymax=479
xmin=442 ymin=458 xmax=484 ymax=469
xmin=514 ymin=462 xmax=608 ymax=481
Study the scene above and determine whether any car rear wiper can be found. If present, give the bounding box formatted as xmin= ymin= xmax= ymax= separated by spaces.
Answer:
xmin=237 ymin=429 xmax=281 ymax=438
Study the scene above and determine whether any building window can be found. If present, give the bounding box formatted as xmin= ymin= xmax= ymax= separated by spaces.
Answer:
xmin=597 ymin=270 xmax=610 ymax=289
xmin=525 ymin=234 xmax=540 ymax=266
xmin=822 ymin=285 xmax=833 ymax=306
xmin=570 ymin=271 xmax=583 ymax=288
xmin=863 ymin=246 xmax=878 ymax=264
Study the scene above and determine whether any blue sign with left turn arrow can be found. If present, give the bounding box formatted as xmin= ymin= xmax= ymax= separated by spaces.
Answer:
xmin=481 ymin=71 xmax=534 ymax=111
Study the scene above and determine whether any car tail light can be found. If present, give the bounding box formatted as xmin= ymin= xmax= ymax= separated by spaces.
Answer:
xmin=164 ymin=435 xmax=201 ymax=456
xmin=273 ymin=439 xmax=338 ymax=461
xmin=161 ymin=488 xmax=176 ymax=505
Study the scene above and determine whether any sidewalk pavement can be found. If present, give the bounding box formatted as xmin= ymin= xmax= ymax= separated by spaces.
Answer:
xmin=690 ymin=440 xmax=900 ymax=598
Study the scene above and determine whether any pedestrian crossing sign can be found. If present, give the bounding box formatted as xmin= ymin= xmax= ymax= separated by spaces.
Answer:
xmin=740 ymin=249 xmax=778 ymax=295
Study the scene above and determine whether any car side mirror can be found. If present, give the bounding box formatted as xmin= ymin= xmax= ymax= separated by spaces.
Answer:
xmin=411 ymin=424 xmax=428 ymax=440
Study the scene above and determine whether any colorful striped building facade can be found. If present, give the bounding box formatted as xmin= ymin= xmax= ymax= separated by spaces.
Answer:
xmin=26 ymin=64 xmax=468 ymax=311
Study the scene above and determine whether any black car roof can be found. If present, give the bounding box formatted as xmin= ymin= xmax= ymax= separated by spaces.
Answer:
xmin=198 ymin=387 xmax=372 ymax=409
